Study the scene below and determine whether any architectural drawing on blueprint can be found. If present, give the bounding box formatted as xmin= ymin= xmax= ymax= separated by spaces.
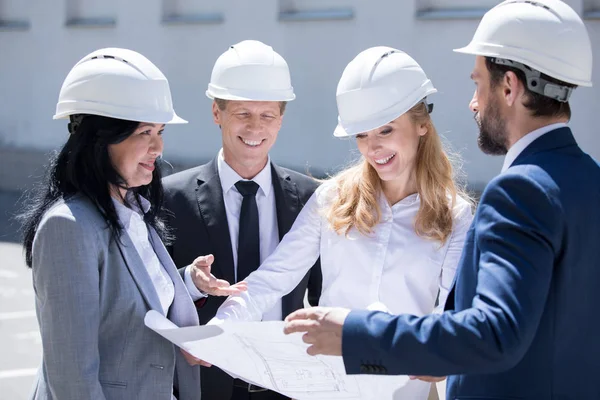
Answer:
xmin=235 ymin=334 xmax=362 ymax=399
xmin=145 ymin=311 xmax=407 ymax=399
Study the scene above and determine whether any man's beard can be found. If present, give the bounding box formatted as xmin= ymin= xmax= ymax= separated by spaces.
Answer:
xmin=475 ymin=96 xmax=508 ymax=155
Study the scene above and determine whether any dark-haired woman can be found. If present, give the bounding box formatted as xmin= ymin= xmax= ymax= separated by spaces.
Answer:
xmin=20 ymin=48 xmax=201 ymax=400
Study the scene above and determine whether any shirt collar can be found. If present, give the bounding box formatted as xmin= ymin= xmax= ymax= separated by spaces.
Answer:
xmin=217 ymin=148 xmax=272 ymax=197
xmin=378 ymin=191 xmax=420 ymax=213
xmin=112 ymin=191 xmax=151 ymax=229
xmin=501 ymin=122 xmax=568 ymax=173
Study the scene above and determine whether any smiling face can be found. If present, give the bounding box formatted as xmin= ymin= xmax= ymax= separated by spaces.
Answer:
xmin=108 ymin=122 xmax=164 ymax=195
xmin=355 ymin=112 xmax=427 ymax=188
xmin=213 ymin=100 xmax=283 ymax=179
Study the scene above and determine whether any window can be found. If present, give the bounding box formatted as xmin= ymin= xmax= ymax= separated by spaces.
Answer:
xmin=279 ymin=0 xmax=354 ymax=22
xmin=416 ymin=0 xmax=498 ymax=20
xmin=65 ymin=0 xmax=116 ymax=27
xmin=162 ymin=0 xmax=224 ymax=25
xmin=584 ymin=0 xmax=600 ymax=18
xmin=0 ymin=0 xmax=30 ymax=30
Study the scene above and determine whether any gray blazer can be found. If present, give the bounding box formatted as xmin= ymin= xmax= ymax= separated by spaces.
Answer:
xmin=29 ymin=195 xmax=201 ymax=400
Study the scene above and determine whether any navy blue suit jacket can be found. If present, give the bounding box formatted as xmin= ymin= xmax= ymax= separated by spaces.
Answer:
xmin=342 ymin=127 xmax=600 ymax=399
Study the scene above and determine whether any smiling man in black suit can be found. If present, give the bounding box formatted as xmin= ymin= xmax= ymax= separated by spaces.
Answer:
xmin=162 ymin=40 xmax=322 ymax=400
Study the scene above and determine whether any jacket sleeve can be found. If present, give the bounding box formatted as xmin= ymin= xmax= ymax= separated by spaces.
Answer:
xmin=32 ymin=210 xmax=107 ymax=399
xmin=342 ymin=170 xmax=561 ymax=377
xmin=298 ymin=176 xmax=323 ymax=307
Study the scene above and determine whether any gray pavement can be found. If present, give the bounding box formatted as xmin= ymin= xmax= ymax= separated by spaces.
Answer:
xmin=0 ymin=241 xmax=40 ymax=399
xmin=0 ymin=190 xmax=39 ymax=399
xmin=0 ymin=191 xmax=40 ymax=399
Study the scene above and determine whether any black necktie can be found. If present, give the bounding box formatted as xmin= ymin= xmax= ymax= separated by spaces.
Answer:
xmin=235 ymin=180 xmax=260 ymax=282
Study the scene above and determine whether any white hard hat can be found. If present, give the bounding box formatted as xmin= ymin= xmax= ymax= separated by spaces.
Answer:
xmin=54 ymin=48 xmax=186 ymax=124
xmin=206 ymin=40 xmax=295 ymax=102
xmin=455 ymin=0 xmax=592 ymax=95
xmin=334 ymin=47 xmax=437 ymax=137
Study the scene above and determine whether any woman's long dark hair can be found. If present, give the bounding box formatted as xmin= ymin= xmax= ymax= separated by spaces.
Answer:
xmin=20 ymin=114 xmax=172 ymax=267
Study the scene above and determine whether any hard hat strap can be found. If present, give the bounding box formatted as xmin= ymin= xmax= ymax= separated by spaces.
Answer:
xmin=490 ymin=57 xmax=574 ymax=102
xmin=68 ymin=114 xmax=86 ymax=135
xmin=421 ymin=97 xmax=434 ymax=114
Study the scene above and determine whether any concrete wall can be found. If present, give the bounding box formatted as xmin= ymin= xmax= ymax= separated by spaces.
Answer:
xmin=1 ymin=0 xmax=599 ymax=191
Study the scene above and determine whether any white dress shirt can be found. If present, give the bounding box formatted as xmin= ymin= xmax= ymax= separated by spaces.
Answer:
xmin=185 ymin=149 xmax=282 ymax=321
xmin=501 ymin=122 xmax=568 ymax=172
xmin=113 ymin=193 xmax=174 ymax=316
xmin=113 ymin=193 xmax=180 ymax=400
xmin=212 ymin=182 xmax=473 ymax=399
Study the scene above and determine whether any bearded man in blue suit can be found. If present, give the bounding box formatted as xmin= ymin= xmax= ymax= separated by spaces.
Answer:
xmin=284 ymin=1 xmax=600 ymax=399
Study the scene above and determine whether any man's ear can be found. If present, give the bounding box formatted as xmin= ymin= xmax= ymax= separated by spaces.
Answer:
xmin=502 ymin=70 xmax=524 ymax=107
xmin=212 ymin=101 xmax=222 ymax=126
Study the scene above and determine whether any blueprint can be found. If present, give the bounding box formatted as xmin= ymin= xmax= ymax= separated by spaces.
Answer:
xmin=145 ymin=310 xmax=408 ymax=399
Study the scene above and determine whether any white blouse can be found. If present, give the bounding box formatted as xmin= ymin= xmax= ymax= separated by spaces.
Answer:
xmin=113 ymin=194 xmax=174 ymax=316
xmin=213 ymin=182 xmax=473 ymax=399
xmin=113 ymin=194 xmax=177 ymax=399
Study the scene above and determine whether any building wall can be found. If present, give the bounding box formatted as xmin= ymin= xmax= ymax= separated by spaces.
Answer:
xmin=1 ymin=0 xmax=599 ymax=191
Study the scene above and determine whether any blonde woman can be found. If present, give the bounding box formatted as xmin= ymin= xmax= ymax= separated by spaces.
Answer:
xmin=208 ymin=47 xmax=473 ymax=399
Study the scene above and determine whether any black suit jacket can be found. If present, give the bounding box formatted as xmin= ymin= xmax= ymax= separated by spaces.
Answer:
xmin=162 ymin=157 xmax=322 ymax=400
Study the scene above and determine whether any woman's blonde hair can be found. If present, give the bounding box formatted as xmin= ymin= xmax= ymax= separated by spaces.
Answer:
xmin=325 ymin=102 xmax=470 ymax=244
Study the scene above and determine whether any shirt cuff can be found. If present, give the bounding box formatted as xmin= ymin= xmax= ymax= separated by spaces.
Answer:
xmin=184 ymin=265 xmax=207 ymax=301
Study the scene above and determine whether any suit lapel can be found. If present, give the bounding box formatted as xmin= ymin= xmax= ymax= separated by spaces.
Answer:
xmin=115 ymin=232 xmax=164 ymax=314
xmin=444 ymin=286 xmax=456 ymax=311
xmin=195 ymin=158 xmax=236 ymax=285
xmin=271 ymin=163 xmax=300 ymax=241
xmin=148 ymin=227 xmax=199 ymax=326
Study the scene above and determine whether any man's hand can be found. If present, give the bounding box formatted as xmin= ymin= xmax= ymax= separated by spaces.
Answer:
xmin=409 ymin=375 xmax=446 ymax=383
xmin=190 ymin=254 xmax=247 ymax=296
xmin=180 ymin=349 xmax=212 ymax=367
xmin=283 ymin=307 xmax=351 ymax=356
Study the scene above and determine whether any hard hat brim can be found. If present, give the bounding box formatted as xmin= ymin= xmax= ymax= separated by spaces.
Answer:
xmin=167 ymin=113 xmax=188 ymax=124
xmin=333 ymin=122 xmax=350 ymax=138
xmin=334 ymin=88 xmax=437 ymax=138
xmin=206 ymin=88 xmax=296 ymax=102
xmin=453 ymin=45 xmax=593 ymax=88
xmin=53 ymin=110 xmax=188 ymax=125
